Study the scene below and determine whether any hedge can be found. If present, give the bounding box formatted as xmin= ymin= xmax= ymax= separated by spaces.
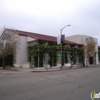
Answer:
xmin=0 ymin=54 xmax=13 ymax=67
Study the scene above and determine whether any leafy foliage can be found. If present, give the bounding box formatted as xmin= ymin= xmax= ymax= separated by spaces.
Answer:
xmin=28 ymin=41 xmax=84 ymax=67
xmin=0 ymin=54 xmax=13 ymax=67
xmin=84 ymin=37 xmax=96 ymax=54
xmin=0 ymin=28 xmax=19 ymax=68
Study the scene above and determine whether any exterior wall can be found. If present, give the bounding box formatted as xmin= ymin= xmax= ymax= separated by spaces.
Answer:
xmin=65 ymin=35 xmax=99 ymax=65
xmin=66 ymin=35 xmax=81 ymax=44
xmin=14 ymin=35 xmax=28 ymax=67
xmin=27 ymin=37 xmax=36 ymax=42
xmin=28 ymin=40 xmax=38 ymax=46
xmin=65 ymin=35 xmax=85 ymax=44
xmin=95 ymin=39 xmax=99 ymax=64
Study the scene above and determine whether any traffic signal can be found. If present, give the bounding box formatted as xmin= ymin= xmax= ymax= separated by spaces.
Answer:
xmin=61 ymin=34 xmax=65 ymax=43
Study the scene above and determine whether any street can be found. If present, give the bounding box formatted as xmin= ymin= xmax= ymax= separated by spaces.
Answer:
xmin=0 ymin=66 xmax=100 ymax=100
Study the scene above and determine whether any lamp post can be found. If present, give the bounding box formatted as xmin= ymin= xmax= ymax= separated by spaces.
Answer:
xmin=60 ymin=24 xmax=71 ymax=69
xmin=95 ymin=51 xmax=98 ymax=65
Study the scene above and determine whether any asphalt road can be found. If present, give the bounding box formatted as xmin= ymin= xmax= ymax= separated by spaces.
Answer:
xmin=0 ymin=66 xmax=100 ymax=100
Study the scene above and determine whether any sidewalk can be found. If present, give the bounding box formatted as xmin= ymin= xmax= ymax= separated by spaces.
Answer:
xmin=0 ymin=66 xmax=79 ymax=73
xmin=15 ymin=66 xmax=90 ymax=72
xmin=31 ymin=67 xmax=79 ymax=72
xmin=16 ymin=64 xmax=100 ymax=72
xmin=0 ymin=64 xmax=99 ymax=73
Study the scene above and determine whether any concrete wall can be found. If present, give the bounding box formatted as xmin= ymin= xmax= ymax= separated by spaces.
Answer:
xmin=66 ymin=35 xmax=81 ymax=44
xmin=27 ymin=37 xmax=36 ymax=42
xmin=14 ymin=35 xmax=28 ymax=67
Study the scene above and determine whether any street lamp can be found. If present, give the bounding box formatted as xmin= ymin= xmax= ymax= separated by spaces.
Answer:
xmin=60 ymin=24 xmax=71 ymax=69
xmin=95 ymin=51 xmax=98 ymax=65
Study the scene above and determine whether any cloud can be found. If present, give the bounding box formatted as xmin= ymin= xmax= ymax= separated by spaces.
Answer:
xmin=0 ymin=0 xmax=100 ymax=44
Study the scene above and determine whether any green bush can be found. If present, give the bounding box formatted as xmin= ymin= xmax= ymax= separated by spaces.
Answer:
xmin=0 ymin=55 xmax=3 ymax=67
xmin=5 ymin=54 xmax=13 ymax=66
xmin=34 ymin=56 xmax=38 ymax=67
xmin=0 ymin=54 xmax=13 ymax=67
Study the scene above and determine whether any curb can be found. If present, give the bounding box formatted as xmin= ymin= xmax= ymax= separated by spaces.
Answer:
xmin=0 ymin=68 xmax=18 ymax=71
xmin=31 ymin=66 xmax=99 ymax=73
xmin=0 ymin=65 xmax=98 ymax=73
xmin=31 ymin=67 xmax=85 ymax=73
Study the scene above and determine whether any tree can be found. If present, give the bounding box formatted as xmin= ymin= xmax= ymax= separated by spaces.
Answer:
xmin=84 ymin=37 xmax=96 ymax=66
xmin=0 ymin=28 xmax=20 ymax=69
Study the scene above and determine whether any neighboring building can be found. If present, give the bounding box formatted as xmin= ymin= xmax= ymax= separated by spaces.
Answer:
xmin=65 ymin=34 xmax=99 ymax=65
xmin=1 ymin=29 xmax=84 ymax=68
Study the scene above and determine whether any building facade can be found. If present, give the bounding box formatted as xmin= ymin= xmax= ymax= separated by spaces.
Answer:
xmin=65 ymin=35 xmax=99 ymax=66
xmin=0 ymin=29 xmax=85 ymax=68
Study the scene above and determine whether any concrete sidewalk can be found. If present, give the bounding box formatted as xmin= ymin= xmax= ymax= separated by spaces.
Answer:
xmin=0 ymin=64 xmax=99 ymax=73
xmin=16 ymin=64 xmax=100 ymax=72
xmin=16 ymin=66 xmax=94 ymax=72
xmin=15 ymin=66 xmax=77 ymax=72
xmin=0 ymin=66 xmax=79 ymax=72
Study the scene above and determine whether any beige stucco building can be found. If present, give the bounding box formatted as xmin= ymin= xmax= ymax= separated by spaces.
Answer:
xmin=65 ymin=35 xmax=99 ymax=66
xmin=1 ymin=29 xmax=84 ymax=68
xmin=1 ymin=29 xmax=100 ymax=68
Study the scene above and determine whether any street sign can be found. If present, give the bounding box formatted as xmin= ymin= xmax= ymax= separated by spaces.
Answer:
xmin=57 ymin=52 xmax=61 ymax=56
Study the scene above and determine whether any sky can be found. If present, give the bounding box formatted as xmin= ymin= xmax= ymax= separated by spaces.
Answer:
xmin=0 ymin=0 xmax=100 ymax=45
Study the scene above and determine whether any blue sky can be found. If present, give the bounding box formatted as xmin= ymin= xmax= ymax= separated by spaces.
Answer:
xmin=0 ymin=0 xmax=100 ymax=44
